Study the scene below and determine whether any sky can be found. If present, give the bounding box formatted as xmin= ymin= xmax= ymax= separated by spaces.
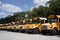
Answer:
xmin=0 ymin=0 xmax=49 ymax=18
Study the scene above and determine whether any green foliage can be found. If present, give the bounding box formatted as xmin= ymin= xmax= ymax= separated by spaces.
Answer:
xmin=47 ymin=0 xmax=60 ymax=15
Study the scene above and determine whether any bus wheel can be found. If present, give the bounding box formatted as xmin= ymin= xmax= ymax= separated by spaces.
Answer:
xmin=52 ymin=27 xmax=58 ymax=35
xmin=25 ymin=30 xmax=28 ymax=33
xmin=33 ymin=28 xmax=39 ymax=34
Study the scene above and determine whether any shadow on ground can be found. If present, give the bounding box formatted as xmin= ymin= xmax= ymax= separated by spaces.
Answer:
xmin=4 ymin=30 xmax=60 ymax=37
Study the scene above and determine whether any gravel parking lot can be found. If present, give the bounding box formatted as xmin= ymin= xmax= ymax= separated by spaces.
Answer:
xmin=0 ymin=31 xmax=60 ymax=40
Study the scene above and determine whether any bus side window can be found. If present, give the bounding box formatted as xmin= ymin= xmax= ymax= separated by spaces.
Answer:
xmin=59 ymin=19 xmax=60 ymax=22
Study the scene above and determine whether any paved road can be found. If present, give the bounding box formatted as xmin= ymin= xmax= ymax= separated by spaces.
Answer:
xmin=0 ymin=31 xmax=60 ymax=40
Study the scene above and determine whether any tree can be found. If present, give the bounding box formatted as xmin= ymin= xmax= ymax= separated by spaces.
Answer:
xmin=47 ymin=0 xmax=60 ymax=15
xmin=31 ymin=6 xmax=49 ymax=17
xmin=31 ymin=8 xmax=38 ymax=17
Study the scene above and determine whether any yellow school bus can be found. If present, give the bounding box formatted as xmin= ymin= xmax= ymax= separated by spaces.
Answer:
xmin=0 ymin=24 xmax=8 ymax=30
xmin=6 ymin=23 xmax=12 ymax=31
xmin=13 ymin=21 xmax=20 ymax=32
xmin=0 ymin=24 xmax=3 ymax=30
xmin=9 ymin=22 xmax=16 ymax=31
xmin=17 ymin=19 xmax=26 ymax=32
xmin=41 ymin=15 xmax=60 ymax=34
xmin=25 ymin=17 xmax=47 ymax=33
xmin=13 ymin=20 xmax=25 ymax=32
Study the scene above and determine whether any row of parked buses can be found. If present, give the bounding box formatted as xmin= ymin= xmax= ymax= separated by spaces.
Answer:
xmin=0 ymin=15 xmax=60 ymax=34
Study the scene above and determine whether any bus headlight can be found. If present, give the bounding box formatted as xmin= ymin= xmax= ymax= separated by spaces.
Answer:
xmin=49 ymin=26 xmax=52 ymax=29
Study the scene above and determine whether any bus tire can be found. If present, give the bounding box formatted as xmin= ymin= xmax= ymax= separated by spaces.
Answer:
xmin=33 ymin=28 xmax=39 ymax=34
xmin=52 ymin=27 xmax=58 ymax=35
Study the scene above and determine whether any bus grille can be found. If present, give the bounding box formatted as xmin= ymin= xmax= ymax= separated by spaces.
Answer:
xmin=42 ymin=25 xmax=47 ymax=30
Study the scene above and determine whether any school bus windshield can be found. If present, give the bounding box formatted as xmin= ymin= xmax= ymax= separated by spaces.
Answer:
xmin=48 ymin=18 xmax=58 ymax=23
xmin=32 ymin=20 xmax=40 ymax=24
xmin=27 ymin=20 xmax=40 ymax=24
